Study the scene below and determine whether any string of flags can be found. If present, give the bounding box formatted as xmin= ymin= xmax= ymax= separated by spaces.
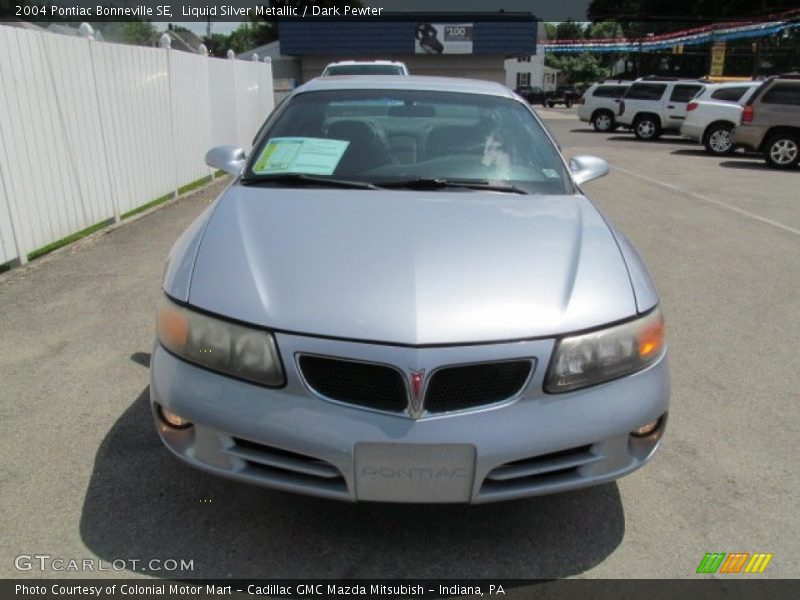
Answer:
xmin=543 ymin=9 xmax=800 ymax=53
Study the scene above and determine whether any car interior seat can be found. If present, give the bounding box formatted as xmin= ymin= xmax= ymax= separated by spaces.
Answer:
xmin=326 ymin=120 xmax=391 ymax=175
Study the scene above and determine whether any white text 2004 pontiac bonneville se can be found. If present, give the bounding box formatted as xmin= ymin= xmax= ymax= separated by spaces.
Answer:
xmin=151 ymin=76 xmax=669 ymax=503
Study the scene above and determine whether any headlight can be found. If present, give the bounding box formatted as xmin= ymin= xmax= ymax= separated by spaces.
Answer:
xmin=156 ymin=295 xmax=284 ymax=386
xmin=545 ymin=308 xmax=665 ymax=393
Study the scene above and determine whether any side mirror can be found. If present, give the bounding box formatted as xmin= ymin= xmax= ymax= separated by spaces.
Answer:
xmin=205 ymin=145 xmax=246 ymax=177
xmin=569 ymin=155 xmax=610 ymax=186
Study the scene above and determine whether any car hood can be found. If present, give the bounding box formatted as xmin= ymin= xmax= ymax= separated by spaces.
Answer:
xmin=186 ymin=186 xmax=637 ymax=345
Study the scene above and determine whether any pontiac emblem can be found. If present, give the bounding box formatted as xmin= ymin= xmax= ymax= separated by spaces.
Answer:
xmin=409 ymin=370 xmax=425 ymax=418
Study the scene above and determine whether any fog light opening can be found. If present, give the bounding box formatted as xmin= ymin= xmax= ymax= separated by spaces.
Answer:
xmin=631 ymin=416 xmax=662 ymax=438
xmin=157 ymin=404 xmax=193 ymax=429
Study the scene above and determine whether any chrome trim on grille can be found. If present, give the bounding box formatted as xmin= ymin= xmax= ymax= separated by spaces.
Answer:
xmin=296 ymin=352 xmax=537 ymax=419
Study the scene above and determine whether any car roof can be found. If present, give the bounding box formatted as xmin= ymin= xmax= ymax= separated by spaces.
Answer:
xmin=295 ymin=75 xmax=517 ymax=99
xmin=704 ymin=81 xmax=761 ymax=88
xmin=633 ymin=79 xmax=703 ymax=85
xmin=325 ymin=60 xmax=405 ymax=67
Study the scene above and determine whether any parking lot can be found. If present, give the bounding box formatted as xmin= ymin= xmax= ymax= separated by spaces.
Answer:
xmin=1 ymin=107 xmax=798 ymax=581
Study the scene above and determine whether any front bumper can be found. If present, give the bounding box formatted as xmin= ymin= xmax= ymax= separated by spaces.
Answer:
xmin=150 ymin=332 xmax=670 ymax=503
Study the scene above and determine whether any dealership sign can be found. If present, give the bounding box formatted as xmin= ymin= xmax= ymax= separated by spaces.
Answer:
xmin=415 ymin=23 xmax=473 ymax=54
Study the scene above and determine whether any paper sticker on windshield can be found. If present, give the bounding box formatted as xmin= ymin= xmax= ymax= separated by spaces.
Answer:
xmin=542 ymin=168 xmax=560 ymax=179
xmin=252 ymin=137 xmax=350 ymax=175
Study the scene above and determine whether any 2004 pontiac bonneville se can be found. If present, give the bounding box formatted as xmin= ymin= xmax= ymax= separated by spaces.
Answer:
xmin=151 ymin=76 xmax=669 ymax=503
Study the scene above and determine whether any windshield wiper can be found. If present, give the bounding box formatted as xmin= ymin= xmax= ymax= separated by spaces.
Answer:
xmin=380 ymin=178 xmax=529 ymax=195
xmin=240 ymin=173 xmax=384 ymax=190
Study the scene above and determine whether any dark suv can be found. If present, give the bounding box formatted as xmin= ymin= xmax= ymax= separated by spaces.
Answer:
xmin=515 ymin=85 xmax=547 ymax=106
xmin=546 ymin=85 xmax=580 ymax=108
xmin=732 ymin=74 xmax=800 ymax=169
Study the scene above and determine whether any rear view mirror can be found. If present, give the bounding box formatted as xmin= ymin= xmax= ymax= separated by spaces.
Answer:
xmin=569 ymin=155 xmax=610 ymax=185
xmin=205 ymin=145 xmax=247 ymax=177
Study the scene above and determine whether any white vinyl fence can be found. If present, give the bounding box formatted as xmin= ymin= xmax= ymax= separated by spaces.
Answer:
xmin=0 ymin=25 xmax=274 ymax=266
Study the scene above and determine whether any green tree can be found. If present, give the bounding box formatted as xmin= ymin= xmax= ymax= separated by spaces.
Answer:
xmin=260 ymin=0 xmax=363 ymax=31
xmin=555 ymin=20 xmax=585 ymax=41
xmin=228 ymin=23 xmax=261 ymax=54
xmin=586 ymin=21 xmax=621 ymax=40
xmin=97 ymin=21 xmax=158 ymax=45
xmin=202 ymin=21 xmax=275 ymax=57
xmin=203 ymin=33 xmax=232 ymax=57
xmin=588 ymin=0 xmax=793 ymax=23
xmin=546 ymin=53 xmax=609 ymax=85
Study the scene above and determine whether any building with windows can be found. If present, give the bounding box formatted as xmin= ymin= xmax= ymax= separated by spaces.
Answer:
xmin=503 ymin=22 xmax=558 ymax=91
xmin=277 ymin=13 xmax=538 ymax=84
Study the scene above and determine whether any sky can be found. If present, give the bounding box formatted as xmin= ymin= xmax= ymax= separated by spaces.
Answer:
xmin=172 ymin=0 xmax=592 ymax=36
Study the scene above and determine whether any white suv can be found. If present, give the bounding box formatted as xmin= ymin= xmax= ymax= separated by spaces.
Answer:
xmin=321 ymin=61 xmax=409 ymax=76
xmin=680 ymin=81 xmax=762 ymax=155
xmin=617 ymin=78 xmax=706 ymax=140
xmin=577 ymin=80 xmax=632 ymax=131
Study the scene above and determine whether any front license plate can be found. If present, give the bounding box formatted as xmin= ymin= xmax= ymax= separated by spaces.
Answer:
xmin=355 ymin=443 xmax=475 ymax=503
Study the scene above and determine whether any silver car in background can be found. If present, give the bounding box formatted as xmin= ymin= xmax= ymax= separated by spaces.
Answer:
xmin=322 ymin=60 xmax=409 ymax=76
xmin=151 ymin=76 xmax=669 ymax=503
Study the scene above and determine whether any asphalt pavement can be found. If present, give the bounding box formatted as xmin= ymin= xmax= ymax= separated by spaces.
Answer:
xmin=1 ymin=108 xmax=798 ymax=580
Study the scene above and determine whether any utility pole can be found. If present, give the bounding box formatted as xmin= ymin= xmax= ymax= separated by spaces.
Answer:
xmin=635 ymin=1 xmax=644 ymax=78
xmin=752 ymin=0 xmax=767 ymax=77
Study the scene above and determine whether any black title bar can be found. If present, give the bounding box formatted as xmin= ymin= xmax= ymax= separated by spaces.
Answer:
xmin=4 ymin=579 xmax=800 ymax=600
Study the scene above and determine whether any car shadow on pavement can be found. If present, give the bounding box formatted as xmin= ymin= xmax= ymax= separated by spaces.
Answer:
xmin=80 ymin=387 xmax=625 ymax=579
xmin=670 ymin=149 xmax=759 ymax=159
xmin=130 ymin=352 xmax=151 ymax=368
xmin=719 ymin=160 xmax=798 ymax=172
xmin=605 ymin=135 xmax=695 ymax=146
xmin=669 ymin=149 xmax=718 ymax=157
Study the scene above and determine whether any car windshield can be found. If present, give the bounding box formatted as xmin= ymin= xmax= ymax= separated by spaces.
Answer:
xmin=243 ymin=89 xmax=572 ymax=195
xmin=325 ymin=65 xmax=404 ymax=76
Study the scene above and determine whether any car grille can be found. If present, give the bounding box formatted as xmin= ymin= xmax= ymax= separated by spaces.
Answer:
xmin=299 ymin=355 xmax=534 ymax=415
xmin=298 ymin=355 xmax=407 ymax=412
xmin=424 ymin=360 xmax=533 ymax=413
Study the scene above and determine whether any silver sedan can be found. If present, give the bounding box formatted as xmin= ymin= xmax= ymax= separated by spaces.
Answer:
xmin=151 ymin=76 xmax=669 ymax=503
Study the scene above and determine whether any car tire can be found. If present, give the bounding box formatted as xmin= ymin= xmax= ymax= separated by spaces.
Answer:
xmin=704 ymin=123 xmax=734 ymax=155
xmin=763 ymin=132 xmax=800 ymax=169
xmin=592 ymin=110 xmax=615 ymax=132
xmin=633 ymin=115 xmax=661 ymax=140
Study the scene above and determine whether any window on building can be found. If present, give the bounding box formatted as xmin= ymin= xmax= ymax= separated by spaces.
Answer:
xmin=516 ymin=72 xmax=531 ymax=87
xmin=517 ymin=56 xmax=531 ymax=62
